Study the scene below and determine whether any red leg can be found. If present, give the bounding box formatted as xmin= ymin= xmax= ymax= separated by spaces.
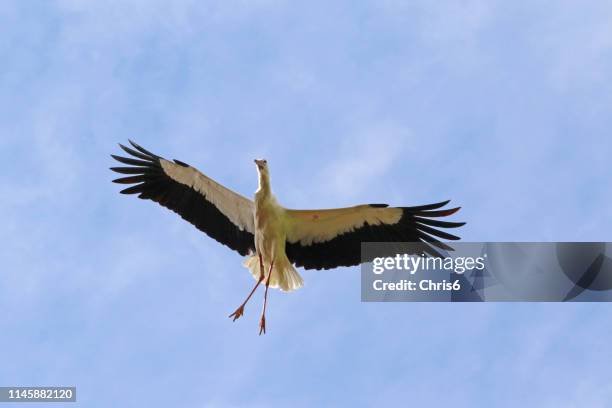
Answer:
xmin=259 ymin=260 xmax=274 ymax=335
xmin=229 ymin=254 xmax=265 ymax=321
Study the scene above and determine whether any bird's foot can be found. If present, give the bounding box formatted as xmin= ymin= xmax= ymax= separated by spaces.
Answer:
xmin=229 ymin=305 xmax=245 ymax=321
xmin=259 ymin=315 xmax=266 ymax=335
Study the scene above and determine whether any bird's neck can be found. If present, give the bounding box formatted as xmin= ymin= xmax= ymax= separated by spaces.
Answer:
xmin=256 ymin=172 xmax=271 ymax=197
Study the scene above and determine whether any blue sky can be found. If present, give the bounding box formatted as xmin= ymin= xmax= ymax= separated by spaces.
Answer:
xmin=1 ymin=1 xmax=611 ymax=407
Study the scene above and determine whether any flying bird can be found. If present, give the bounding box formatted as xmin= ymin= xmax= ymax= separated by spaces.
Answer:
xmin=111 ymin=141 xmax=465 ymax=334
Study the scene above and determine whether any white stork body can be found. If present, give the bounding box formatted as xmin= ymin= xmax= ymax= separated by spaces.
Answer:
xmin=111 ymin=141 xmax=465 ymax=334
xmin=246 ymin=165 xmax=303 ymax=291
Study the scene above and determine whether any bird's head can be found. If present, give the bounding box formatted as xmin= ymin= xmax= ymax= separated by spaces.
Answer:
xmin=254 ymin=159 xmax=268 ymax=173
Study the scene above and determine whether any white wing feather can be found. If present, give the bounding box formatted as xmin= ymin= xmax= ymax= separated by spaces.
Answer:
xmin=284 ymin=205 xmax=403 ymax=245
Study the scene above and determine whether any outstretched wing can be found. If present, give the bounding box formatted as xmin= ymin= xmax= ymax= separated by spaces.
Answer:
xmin=284 ymin=201 xmax=465 ymax=270
xmin=110 ymin=140 xmax=255 ymax=256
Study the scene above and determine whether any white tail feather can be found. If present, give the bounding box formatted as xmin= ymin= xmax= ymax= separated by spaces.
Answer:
xmin=243 ymin=255 xmax=304 ymax=292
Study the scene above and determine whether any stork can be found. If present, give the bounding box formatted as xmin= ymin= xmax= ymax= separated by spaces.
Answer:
xmin=111 ymin=141 xmax=465 ymax=334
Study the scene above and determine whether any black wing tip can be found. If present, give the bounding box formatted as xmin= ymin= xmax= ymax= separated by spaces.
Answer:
xmin=404 ymin=201 xmax=464 ymax=219
xmin=109 ymin=166 xmax=123 ymax=173
xmin=127 ymin=139 xmax=160 ymax=158
xmin=404 ymin=201 xmax=466 ymax=242
xmin=404 ymin=199 xmax=452 ymax=212
xmin=414 ymin=217 xmax=466 ymax=229
xmin=429 ymin=199 xmax=451 ymax=208
xmin=119 ymin=184 xmax=145 ymax=194
xmin=440 ymin=206 xmax=461 ymax=216
xmin=369 ymin=203 xmax=389 ymax=208
xmin=127 ymin=139 xmax=145 ymax=152
xmin=110 ymin=153 xmax=135 ymax=163
xmin=173 ymin=159 xmax=189 ymax=167
xmin=110 ymin=154 xmax=124 ymax=161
